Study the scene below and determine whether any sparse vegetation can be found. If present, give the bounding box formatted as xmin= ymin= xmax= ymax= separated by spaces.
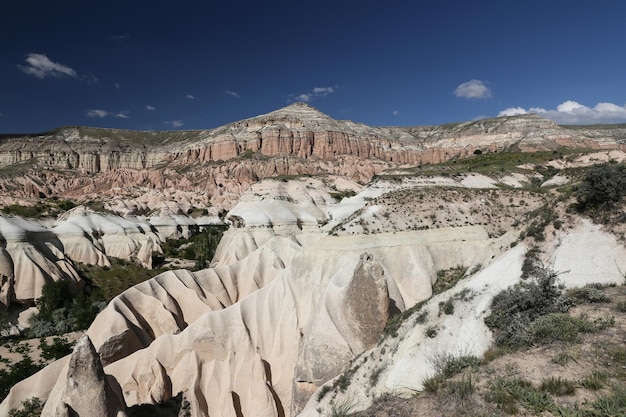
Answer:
xmin=1 ymin=198 xmax=76 ymax=218
xmin=8 ymin=397 xmax=44 ymax=417
xmin=539 ymin=376 xmax=576 ymax=396
xmin=39 ymin=337 xmax=74 ymax=361
xmin=0 ymin=348 xmax=43 ymax=401
xmin=433 ymin=266 xmax=467 ymax=295
xmin=329 ymin=190 xmax=356 ymax=202
xmin=76 ymin=258 xmax=167 ymax=302
xmin=484 ymin=266 xmax=570 ymax=349
xmin=580 ymin=371 xmax=608 ymax=391
xmin=156 ymin=225 xmax=228 ymax=270
xmin=27 ymin=280 xmax=105 ymax=337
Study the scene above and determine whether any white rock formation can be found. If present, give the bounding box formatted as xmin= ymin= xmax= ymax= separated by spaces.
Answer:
xmin=3 ymin=175 xmax=626 ymax=417
xmin=0 ymin=216 xmax=82 ymax=307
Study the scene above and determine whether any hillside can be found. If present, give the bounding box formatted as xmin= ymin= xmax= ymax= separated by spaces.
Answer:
xmin=1 ymin=105 xmax=626 ymax=417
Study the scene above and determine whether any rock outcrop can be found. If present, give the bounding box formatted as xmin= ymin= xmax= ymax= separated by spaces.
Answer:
xmin=42 ymin=335 xmax=126 ymax=417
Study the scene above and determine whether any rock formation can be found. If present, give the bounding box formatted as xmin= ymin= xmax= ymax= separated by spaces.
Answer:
xmin=42 ymin=335 xmax=126 ymax=417
xmin=1 ymin=103 xmax=625 ymax=208
xmin=2 ymin=105 xmax=626 ymax=417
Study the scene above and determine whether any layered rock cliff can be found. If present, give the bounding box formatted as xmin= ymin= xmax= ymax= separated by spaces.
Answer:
xmin=1 ymin=103 xmax=625 ymax=206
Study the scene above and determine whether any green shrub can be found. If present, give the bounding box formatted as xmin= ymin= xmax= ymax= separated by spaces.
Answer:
xmin=530 ymin=313 xmax=591 ymax=344
xmin=422 ymin=375 xmax=443 ymax=393
xmin=39 ymin=337 xmax=74 ymax=360
xmin=485 ymin=267 xmax=570 ymax=349
xmin=159 ymin=225 xmax=228 ymax=270
xmin=433 ymin=266 xmax=467 ymax=295
xmin=0 ymin=355 xmax=43 ymax=401
xmin=27 ymin=281 xmax=105 ymax=338
xmin=316 ymin=385 xmax=332 ymax=402
xmin=566 ymin=285 xmax=611 ymax=303
xmin=576 ymin=162 xmax=626 ymax=211
xmin=484 ymin=376 xmax=533 ymax=414
xmin=326 ymin=398 xmax=356 ymax=417
xmin=436 ymin=355 xmax=483 ymax=379
xmin=425 ymin=326 xmax=438 ymax=338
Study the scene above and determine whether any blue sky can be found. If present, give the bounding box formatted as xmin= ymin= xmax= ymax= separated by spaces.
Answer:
xmin=2 ymin=0 xmax=626 ymax=133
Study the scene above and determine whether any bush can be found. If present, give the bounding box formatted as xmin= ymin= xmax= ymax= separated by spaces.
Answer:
xmin=576 ymin=162 xmax=626 ymax=211
xmin=0 ymin=356 xmax=43 ymax=401
xmin=485 ymin=267 xmax=570 ymax=349
xmin=27 ymin=281 xmax=105 ymax=338
xmin=530 ymin=313 xmax=591 ymax=344
xmin=566 ymin=285 xmax=611 ymax=303
xmin=39 ymin=337 xmax=74 ymax=360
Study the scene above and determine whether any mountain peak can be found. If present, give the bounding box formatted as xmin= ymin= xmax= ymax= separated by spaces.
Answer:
xmin=263 ymin=102 xmax=331 ymax=119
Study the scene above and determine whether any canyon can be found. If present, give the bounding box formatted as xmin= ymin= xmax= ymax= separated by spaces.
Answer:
xmin=1 ymin=103 xmax=626 ymax=416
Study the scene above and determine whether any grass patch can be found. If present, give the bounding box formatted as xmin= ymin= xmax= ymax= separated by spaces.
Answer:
xmin=445 ymin=373 xmax=476 ymax=404
xmin=539 ymin=376 xmax=576 ymax=396
xmin=580 ymin=371 xmax=608 ymax=391
xmin=586 ymin=384 xmax=626 ymax=416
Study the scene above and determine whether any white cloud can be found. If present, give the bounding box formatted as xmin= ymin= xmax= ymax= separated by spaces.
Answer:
xmin=225 ymin=90 xmax=240 ymax=98
xmin=454 ymin=79 xmax=492 ymax=99
xmin=146 ymin=105 xmax=155 ymax=111
xmin=186 ymin=94 xmax=195 ymax=100
xmin=87 ymin=109 xmax=129 ymax=119
xmin=291 ymin=85 xmax=337 ymax=103
xmin=19 ymin=53 xmax=78 ymax=79
xmin=498 ymin=100 xmax=626 ymax=124
xmin=498 ymin=107 xmax=528 ymax=117
xmin=164 ymin=120 xmax=183 ymax=128
xmin=296 ymin=93 xmax=312 ymax=102
xmin=87 ymin=109 xmax=109 ymax=118
xmin=313 ymin=87 xmax=335 ymax=95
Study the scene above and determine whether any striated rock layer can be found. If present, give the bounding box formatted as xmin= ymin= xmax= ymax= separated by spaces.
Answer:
xmin=1 ymin=103 xmax=625 ymax=207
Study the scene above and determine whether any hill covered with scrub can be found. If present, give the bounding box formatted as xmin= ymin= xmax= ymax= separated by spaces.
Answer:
xmin=0 ymin=104 xmax=626 ymax=416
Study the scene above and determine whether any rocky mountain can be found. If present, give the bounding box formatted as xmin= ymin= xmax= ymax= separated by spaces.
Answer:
xmin=1 ymin=103 xmax=625 ymax=206
xmin=1 ymin=105 xmax=626 ymax=416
